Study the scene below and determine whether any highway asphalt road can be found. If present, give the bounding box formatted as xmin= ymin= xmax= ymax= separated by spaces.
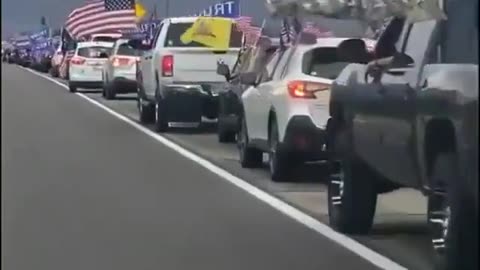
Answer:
xmin=2 ymin=63 xmax=433 ymax=270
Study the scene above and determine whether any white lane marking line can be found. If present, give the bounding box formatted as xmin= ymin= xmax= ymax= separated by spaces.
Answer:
xmin=22 ymin=67 xmax=408 ymax=270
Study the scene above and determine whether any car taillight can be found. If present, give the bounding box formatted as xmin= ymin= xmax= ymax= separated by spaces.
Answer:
xmin=112 ymin=56 xmax=133 ymax=67
xmin=70 ymin=57 xmax=86 ymax=65
xmin=287 ymin=80 xmax=330 ymax=99
xmin=161 ymin=55 xmax=173 ymax=77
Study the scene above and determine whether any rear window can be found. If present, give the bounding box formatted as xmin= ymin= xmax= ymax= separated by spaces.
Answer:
xmin=77 ymin=46 xmax=112 ymax=58
xmin=164 ymin=22 xmax=243 ymax=48
xmin=116 ymin=43 xmax=143 ymax=56
xmin=92 ymin=36 xmax=118 ymax=43
xmin=302 ymin=47 xmax=350 ymax=80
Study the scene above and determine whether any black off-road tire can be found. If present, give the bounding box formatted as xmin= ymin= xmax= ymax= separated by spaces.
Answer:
xmin=428 ymin=153 xmax=478 ymax=270
xmin=137 ymin=96 xmax=154 ymax=124
xmin=68 ymin=83 xmax=77 ymax=93
xmin=268 ymin=118 xmax=290 ymax=182
xmin=104 ymin=82 xmax=116 ymax=100
xmin=238 ymin=117 xmax=263 ymax=168
xmin=327 ymin=127 xmax=378 ymax=234
xmin=154 ymin=97 xmax=168 ymax=133
xmin=217 ymin=116 xmax=236 ymax=143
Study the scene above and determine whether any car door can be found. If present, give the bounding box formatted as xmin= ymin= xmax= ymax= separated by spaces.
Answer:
xmin=105 ymin=42 xmax=118 ymax=83
xmin=375 ymin=19 xmax=440 ymax=185
xmin=142 ymin=23 xmax=164 ymax=97
xmin=243 ymin=50 xmax=284 ymax=142
xmin=256 ymin=47 xmax=293 ymax=141
xmin=352 ymin=18 xmax=408 ymax=174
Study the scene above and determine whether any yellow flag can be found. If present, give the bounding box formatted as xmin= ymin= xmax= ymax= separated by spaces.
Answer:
xmin=135 ymin=2 xmax=147 ymax=18
xmin=180 ymin=17 xmax=232 ymax=50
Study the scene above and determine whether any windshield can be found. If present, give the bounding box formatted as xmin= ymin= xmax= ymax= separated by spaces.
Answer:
xmin=77 ymin=46 xmax=112 ymax=58
xmin=164 ymin=22 xmax=243 ymax=48
xmin=116 ymin=43 xmax=143 ymax=56
xmin=303 ymin=47 xmax=351 ymax=80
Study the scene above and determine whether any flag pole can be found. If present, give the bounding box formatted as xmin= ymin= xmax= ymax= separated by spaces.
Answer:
xmin=153 ymin=3 xmax=157 ymax=20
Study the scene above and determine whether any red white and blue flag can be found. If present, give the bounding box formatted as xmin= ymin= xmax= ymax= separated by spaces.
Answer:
xmin=65 ymin=0 xmax=137 ymax=40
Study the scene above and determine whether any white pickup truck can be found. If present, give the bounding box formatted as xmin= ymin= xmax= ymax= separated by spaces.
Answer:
xmin=129 ymin=17 xmax=243 ymax=132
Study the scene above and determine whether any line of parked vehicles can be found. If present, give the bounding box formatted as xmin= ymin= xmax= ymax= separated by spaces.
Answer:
xmin=3 ymin=7 xmax=477 ymax=270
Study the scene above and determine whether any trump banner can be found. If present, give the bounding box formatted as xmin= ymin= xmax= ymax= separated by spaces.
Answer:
xmin=192 ymin=0 xmax=240 ymax=18
xmin=29 ymin=27 xmax=49 ymax=42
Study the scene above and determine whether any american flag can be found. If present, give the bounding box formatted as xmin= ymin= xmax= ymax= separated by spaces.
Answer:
xmin=244 ymin=26 xmax=262 ymax=46
xmin=65 ymin=0 xmax=137 ymax=40
xmin=234 ymin=16 xmax=253 ymax=32
xmin=280 ymin=19 xmax=295 ymax=45
xmin=281 ymin=20 xmax=334 ymax=45
xmin=233 ymin=16 xmax=263 ymax=47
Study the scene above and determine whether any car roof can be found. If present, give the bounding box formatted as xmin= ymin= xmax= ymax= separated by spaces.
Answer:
xmin=76 ymin=41 xmax=115 ymax=48
xmin=166 ymin=16 xmax=236 ymax=24
xmin=91 ymin=33 xmax=122 ymax=38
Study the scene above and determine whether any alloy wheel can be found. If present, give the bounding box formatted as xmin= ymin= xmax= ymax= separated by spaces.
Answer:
xmin=429 ymin=192 xmax=451 ymax=254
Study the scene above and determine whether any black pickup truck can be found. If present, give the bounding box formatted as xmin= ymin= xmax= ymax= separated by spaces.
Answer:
xmin=326 ymin=2 xmax=478 ymax=270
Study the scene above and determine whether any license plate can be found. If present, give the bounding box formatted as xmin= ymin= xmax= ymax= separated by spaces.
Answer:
xmin=93 ymin=66 xmax=103 ymax=70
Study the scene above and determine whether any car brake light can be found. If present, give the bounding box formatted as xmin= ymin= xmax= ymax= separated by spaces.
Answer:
xmin=287 ymin=80 xmax=330 ymax=99
xmin=162 ymin=55 xmax=173 ymax=77
xmin=112 ymin=56 xmax=133 ymax=67
xmin=70 ymin=57 xmax=86 ymax=65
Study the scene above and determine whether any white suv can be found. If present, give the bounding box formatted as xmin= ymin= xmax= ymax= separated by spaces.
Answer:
xmin=238 ymin=37 xmax=373 ymax=182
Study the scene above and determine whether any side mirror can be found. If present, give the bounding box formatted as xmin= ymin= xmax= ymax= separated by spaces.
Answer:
xmin=216 ymin=61 xmax=231 ymax=80
xmin=239 ymin=72 xmax=257 ymax=86
xmin=127 ymin=39 xmax=151 ymax=51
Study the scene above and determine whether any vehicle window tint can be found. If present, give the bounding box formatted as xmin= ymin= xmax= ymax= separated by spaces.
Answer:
xmin=77 ymin=46 xmax=112 ymax=58
xmin=272 ymin=48 xmax=291 ymax=80
xmin=303 ymin=47 xmax=351 ymax=79
xmin=164 ymin=22 xmax=243 ymax=48
xmin=152 ymin=23 xmax=164 ymax=48
xmin=117 ymin=43 xmax=143 ymax=56
xmin=238 ymin=49 xmax=254 ymax=73
xmin=375 ymin=17 xmax=406 ymax=58
xmin=257 ymin=49 xmax=283 ymax=83
xmin=441 ymin=0 xmax=478 ymax=64
xmin=92 ymin=37 xmax=118 ymax=43
xmin=403 ymin=20 xmax=437 ymax=65
xmin=265 ymin=51 xmax=281 ymax=78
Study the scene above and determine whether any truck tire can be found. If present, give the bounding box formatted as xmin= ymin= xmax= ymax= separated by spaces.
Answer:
xmin=238 ymin=117 xmax=263 ymax=168
xmin=138 ymin=97 xmax=154 ymax=124
xmin=327 ymin=127 xmax=377 ymax=234
xmin=269 ymin=118 xmax=290 ymax=182
xmin=104 ymin=82 xmax=116 ymax=100
xmin=68 ymin=83 xmax=77 ymax=93
xmin=428 ymin=153 xmax=478 ymax=270
xmin=217 ymin=116 xmax=236 ymax=143
xmin=154 ymin=97 xmax=168 ymax=132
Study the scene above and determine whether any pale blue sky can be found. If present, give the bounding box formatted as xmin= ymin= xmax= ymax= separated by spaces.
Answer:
xmin=1 ymin=0 xmax=366 ymax=38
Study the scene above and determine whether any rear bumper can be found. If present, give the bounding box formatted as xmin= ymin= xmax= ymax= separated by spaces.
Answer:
xmin=111 ymin=77 xmax=137 ymax=93
xmin=161 ymin=84 xmax=206 ymax=123
xmin=282 ymin=116 xmax=327 ymax=160
xmin=69 ymin=81 xmax=103 ymax=89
